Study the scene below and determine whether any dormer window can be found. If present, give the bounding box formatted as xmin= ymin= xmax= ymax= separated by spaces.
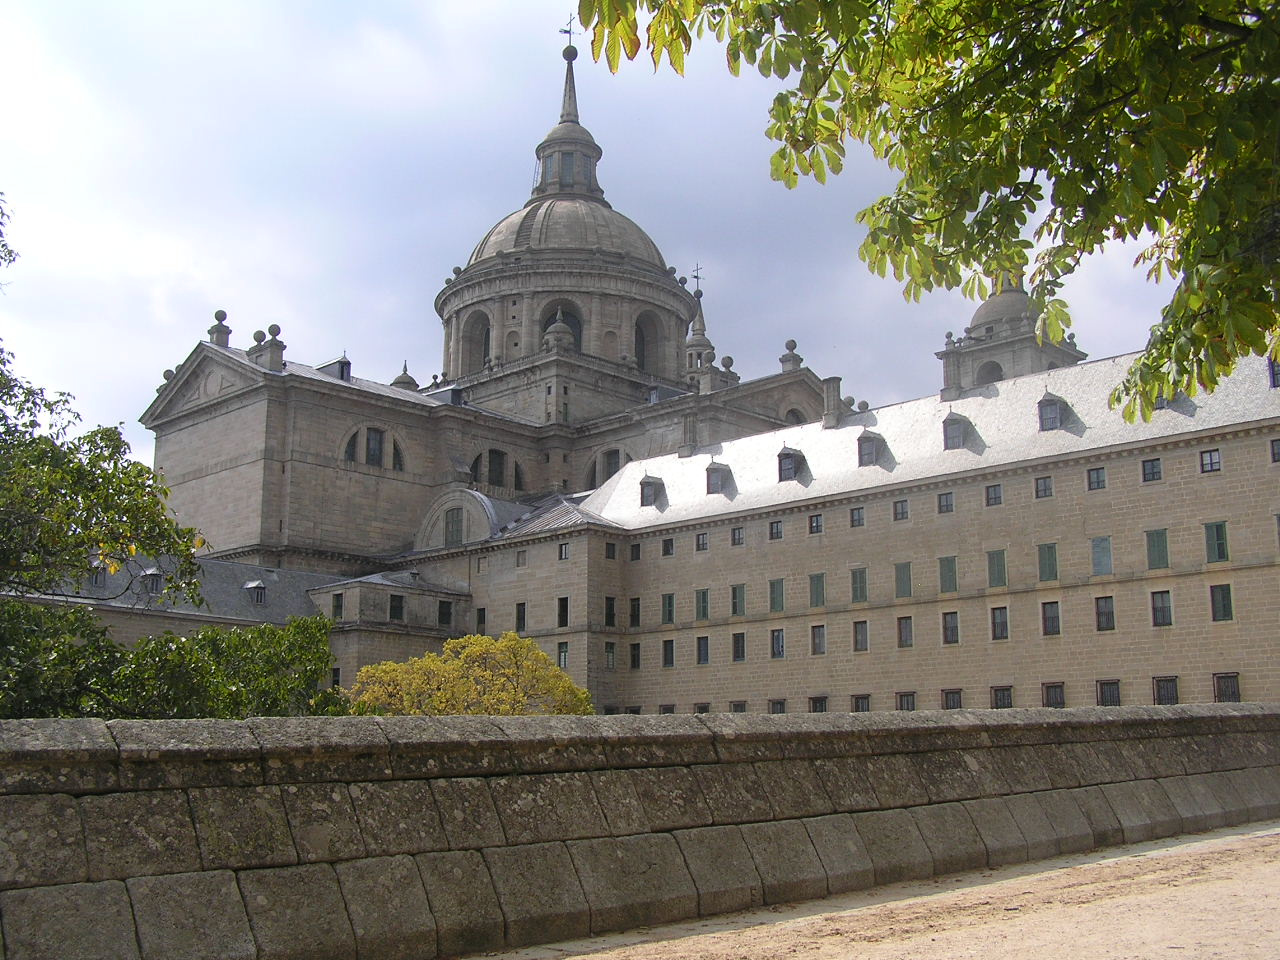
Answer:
xmin=244 ymin=581 xmax=266 ymax=604
xmin=857 ymin=435 xmax=879 ymax=467
xmin=640 ymin=475 xmax=664 ymax=507
xmin=337 ymin=359 xmax=351 ymax=382
xmin=706 ymin=462 xmax=731 ymax=494
xmin=778 ymin=447 xmax=805 ymax=482
xmin=141 ymin=569 xmax=162 ymax=596
xmin=1038 ymin=398 xmax=1061 ymax=431
xmin=1270 ymin=358 xmax=1280 ymax=388
xmin=942 ymin=416 xmax=967 ymax=450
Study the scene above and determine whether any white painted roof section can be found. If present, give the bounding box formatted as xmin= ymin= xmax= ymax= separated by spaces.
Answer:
xmin=582 ymin=353 xmax=1280 ymax=530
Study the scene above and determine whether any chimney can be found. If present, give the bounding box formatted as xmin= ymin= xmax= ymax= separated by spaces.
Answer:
xmin=822 ymin=376 xmax=843 ymax=428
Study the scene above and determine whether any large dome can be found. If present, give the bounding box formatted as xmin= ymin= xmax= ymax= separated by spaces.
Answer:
xmin=467 ymin=197 xmax=665 ymax=268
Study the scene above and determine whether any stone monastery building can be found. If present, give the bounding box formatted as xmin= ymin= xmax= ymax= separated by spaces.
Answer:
xmin=97 ymin=46 xmax=1280 ymax=714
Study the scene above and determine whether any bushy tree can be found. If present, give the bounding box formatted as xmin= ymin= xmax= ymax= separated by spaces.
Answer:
xmin=578 ymin=0 xmax=1279 ymax=419
xmin=350 ymin=632 xmax=594 ymax=716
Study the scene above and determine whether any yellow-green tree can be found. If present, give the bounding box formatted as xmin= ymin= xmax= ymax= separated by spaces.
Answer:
xmin=349 ymin=632 xmax=594 ymax=716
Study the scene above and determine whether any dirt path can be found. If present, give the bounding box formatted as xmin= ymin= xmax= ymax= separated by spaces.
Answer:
xmin=485 ymin=823 xmax=1280 ymax=960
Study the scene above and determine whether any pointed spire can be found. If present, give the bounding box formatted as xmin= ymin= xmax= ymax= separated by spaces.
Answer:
xmin=560 ymin=45 xmax=579 ymax=124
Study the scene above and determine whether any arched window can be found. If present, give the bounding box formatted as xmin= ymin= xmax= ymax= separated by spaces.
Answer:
xmin=514 ymin=462 xmax=526 ymax=491
xmin=392 ymin=441 xmax=405 ymax=472
xmin=784 ymin=408 xmax=807 ymax=425
xmin=444 ymin=507 xmax=464 ymax=547
xmin=343 ymin=433 xmax=358 ymax=462
xmin=470 ymin=454 xmax=483 ymax=482
xmin=975 ymin=360 xmax=1004 ymax=385
xmin=460 ymin=312 xmax=492 ymax=375
xmin=487 ymin=449 xmax=507 ymax=487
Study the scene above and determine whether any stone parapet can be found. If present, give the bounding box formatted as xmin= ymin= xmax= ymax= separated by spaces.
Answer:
xmin=0 ymin=705 xmax=1277 ymax=958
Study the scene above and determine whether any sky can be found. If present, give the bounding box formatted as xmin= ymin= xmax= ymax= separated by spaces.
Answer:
xmin=0 ymin=0 xmax=1171 ymax=466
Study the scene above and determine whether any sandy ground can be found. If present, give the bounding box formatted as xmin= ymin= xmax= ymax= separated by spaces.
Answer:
xmin=482 ymin=822 xmax=1280 ymax=960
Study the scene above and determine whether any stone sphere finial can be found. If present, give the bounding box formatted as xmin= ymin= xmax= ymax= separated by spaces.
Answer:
xmin=213 ymin=309 xmax=227 ymax=323
xmin=722 ymin=356 xmax=733 ymax=370
xmin=694 ymin=288 xmax=703 ymax=299
xmin=857 ymin=400 xmax=870 ymax=412
xmin=785 ymin=339 xmax=797 ymax=352
xmin=678 ymin=276 xmax=687 ymax=286
xmin=844 ymin=395 xmax=854 ymax=406
xmin=163 ymin=369 xmax=174 ymax=381
xmin=253 ymin=330 xmax=266 ymax=344
xmin=563 ymin=44 xmax=578 ymax=62
xmin=267 ymin=324 xmax=281 ymax=338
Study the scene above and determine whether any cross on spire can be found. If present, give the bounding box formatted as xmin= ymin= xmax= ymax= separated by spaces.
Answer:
xmin=559 ymin=13 xmax=578 ymax=43
xmin=691 ymin=263 xmax=704 ymax=292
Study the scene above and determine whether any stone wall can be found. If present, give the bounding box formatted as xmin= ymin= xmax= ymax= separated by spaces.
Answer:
xmin=1 ymin=706 xmax=1278 ymax=960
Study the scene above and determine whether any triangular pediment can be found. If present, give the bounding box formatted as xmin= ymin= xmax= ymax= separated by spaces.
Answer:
xmin=141 ymin=344 xmax=261 ymax=426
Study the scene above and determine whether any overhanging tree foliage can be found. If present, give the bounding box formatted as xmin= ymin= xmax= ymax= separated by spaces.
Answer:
xmin=578 ymin=0 xmax=1279 ymax=419
xmin=0 ymin=193 xmax=16 ymax=272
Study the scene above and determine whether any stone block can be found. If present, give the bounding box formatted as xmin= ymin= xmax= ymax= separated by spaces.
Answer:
xmin=989 ymin=745 xmax=1053 ymax=793
xmin=1084 ymin=740 xmax=1137 ymax=783
xmin=335 ymin=855 xmax=436 ymax=960
xmin=1031 ymin=743 xmax=1083 ymax=789
xmin=672 ymin=825 xmax=763 ymax=915
xmin=1126 ymin=737 xmax=1186 ymax=779
xmin=696 ymin=714 xmax=790 ymax=762
xmin=429 ymin=777 xmax=506 ymax=849
xmin=249 ymin=716 xmax=391 ymax=784
xmin=0 ymin=794 xmax=86 ymax=889
xmin=1163 ymin=735 xmax=1221 ymax=775
xmin=127 ymin=870 xmax=255 ymax=960
xmin=488 ymin=715 xmax=613 ymax=773
xmin=739 ymin=819 xmax=828 ymax=903
xmin=851 ymin=809 xmax=933 ymax=885
xmin=488 ymin=771 xmax=608 ymax=844
xmin=280 ymin=781 xmax=367 ymax=862
xmin=1067 ymin=786 xmax=1124 ymax=847
xmin=0 ymin=718 xmax=118 ymax=795
xmin=1224 ymin=767 xmax=1280 ymax=820
xmin=415 ymin=849 xmax=504 ymax=955
xmin=802 ymin=813 xmax=874 ymax=893
xmin=349 ymin=780 xmax=448 ymax=856
xmin=910 ymin=802 xmax=986 ymax=875
xmin=0 ymin=879 xmax=138 ymax=960
xmin=961 ymin=798 xmax=1028 ymax=866
xmin=1173 ymin=774 xmax=1230 ymax=830
xmin=595 ymin=715 xmax=719 ymax=768
xmin=859 ymin=753 xmax=930 ymax=808
xmin=691 ymin=762 xmax=772 ymax=824
xmin=1034 ymin=790 xmax=1095 ymax=854
xmin=909 ymin=749 xmax=1008 ymax=803
xmin=589 ymin=770 xmax=650 ymax=836
xmin=1100 ymin=780 xmax=1181 ymax=842
xmin=1195 ymin=771 xmax=1251 ymax=825
xmin=754 ymin=758 xmax=835 ymax=818
xmin=811 ymin=756 xmax=881 ymax=812
xmin=483 ymin=841 xmax=589 ymax=946
xmin=628 ymin=767 xmax=712 ymax=831
xmin=566 ymin=834 xmax=698 ymax=933
xmin=80 ymin=790 xmax=200 ymax=880
xmin=189 ymin=785 xmax=296 ymax=869
xmin=1004 ymin=792 xmax=1061 ymax=860
xmin=378 ymin=716 xmax=514 ymax=779
xmin=1156 ymin=776 xmax=1217 ymax=834
xmin=108 ymin=719 xmax=261 ymax=789
xmin=238 ymin=862 xmax=356 ymax=960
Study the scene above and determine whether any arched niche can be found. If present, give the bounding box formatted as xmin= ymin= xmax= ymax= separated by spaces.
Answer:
xmin=540 ymin=299 xmax=584 ymax=352
xmin=601 ymin=330 xmax=619 ymax=361
xmin=634 ymin=311 xmax=664 ymax=376
xmin=975 ymin=360 xmax=1005 ymax=385
xmin=784 ymin=408 xmax=808 ymax=425
xmin=460 ymin=310 xmax=492 ymax=375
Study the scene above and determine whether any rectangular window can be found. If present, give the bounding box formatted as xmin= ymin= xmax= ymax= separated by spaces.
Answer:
xmin=1213 ymin=672 xmax=1241 ymax=703
xmin=389 ymin=594 xmax=405 ymax=621
xmin=331 ymin=667 xmax=342 ymax=688
xmin=365 ymin=427 xmax=384 ymax=467
xmin=730 ymin=583 xmax=746 ymax=616
xmin=662 ymin=638 xmax=675 ymax=668
xmin=892 ymin=499 xmax=909 ymax=521
xmin=768 ymin=520 xmax=784 ymax=540
xmin=444 ymin=507 xmax=464 ymax=547
xmin=1150 ymin=590 xmax=1172 ymax=626
xmin=896 ymin=692 xmax=916 ymax=711
xmin=731 ymin=526 xmax=744 ymax=546
xmin=986 ymin=549 xmax=1007 ymax=588
xmin=629 ymin=642 xmax=640 ymax=669
xmin=557 ymin=542 xmax=570 ymax=561
xmin=769 ymin=699 xmax=787 ymax=715
xmin=331 ymin=592 xmax=344 ymax=619
xmin=849 ymin=506 xmax=865 ymax=527
xmin=1146 ymin=528 xmax=1170 ymax=569
xmin=937 ymin=491 xmax=954 ymax=513
xmin=1153 ymin=676 xmax=1179 ymax=705
xmin=661 ymin=593 xmax=675 ymax=624
xmin=942 ymin=611 xmax=960 ymax=645
xmin=896 ymin=616 xmax=913 ymax=648
xmin=516 ymin=549 xmax=528 ymax=567
xmin=1094 ymin=596 xmax=1115 ymax=631
xmin=694 ymin=588 xmax=710 ymax=620
xmin=515 ymin=602 xmax=526 ymax=632
xmin=769 ymin=578 xmax=785 ymax=612
xmin=991 ymin=606 xmax=1009 ymax=640
xmin=991 ymin=686 xmax=1013 ymax=709
xmin=625 ymin=706 xmax=641 ymax=715
xmin=1038 ymin=542 xmax=1058 ymax=581
xmin=1204 ymin=522 xmax=1229 ymax=562
xmin=1043 ymin=682 xmax=1066 ymax=708
xmin=852 ymin=694 xmax=871 ymax=712
xmin=662 ymin=537 xmax=674 ymax=557
xmin=604 ymin=596 xmax=617 ymax=627
xmin=730 ymin=701 xmax=747 ymax=713
xmin=1091 ymin=536 xmax=1113 ymax=575
xmin=770 ymin=628 xmax=785 ymax=659
xmin=604 ymin=641 xmax=616 ymax=669
xmin=1041 ymin=601 xmax=1061 ymax=636
xmin=1034 ymin=476 xmax=1053 ymax=499
xmin=809 ymin=696 xmax=828 ymax=713
xmin=556 ymin=596 xmax=569 ymax=628
xmin=850 ymin=568 xmax=868 ymax=603
xmin=659 ymin=704 xmax=675 ymax=715
xmin=985 ymin=483 xmax=1003 ymax=506
xmin=696 ymin=635 xmax=709 ymax=665
xmin=938 ymin=556 xmax=958 ymax=593
xmin=629 ymin=597 xmax=640 ymax=627
xmin=808 ymin=513 xmax=824 ymax=534
xmin=605 ymin=541 xmax=617 ymax=559
xmin=706 ymin=468 xmax=725 ymax=494
xmin=438 ymin=600 xmax=453 ymax=627
xmin=942 ymin=689 xmax=963 ymax=710
xmin=1271 ymin=358 xmax=1280 ymax=388
xmin=1210 ymin=583 xmax=1233 ymax=621
xmin=1200 ymin=448 xmax=1221 ymax=473
xmin=1039 ymin=401 xmax=1061 ymax=431
xmin=732 ymin=632 xmax=746 ymax=662
xmin=557 ymin=642 xmax=568 ymax=669
xmin=858 ymin=437 xmax=877 ymax=466
xmin=778 ymin=453 xmax=798 ymax=481
xmin=1087 ymin=466 xmax=1107 ymax=490
xmin=1142 ymin=457 xmax=1162 ymax=482
xmin=894 ymin=561 xmax=912 ymax=598
xmin=809 ymin=572 xmax=826 ymax=607
xmin=853 ymin=620 xmax=869 ymax=652
xmin=630 ymin=543 xmax=641 ymax=561
xmin=694 ymin=703 xmax=710 ymax=714
xmin=1272 ymin=438 xmax=1280 ymax=463
xmin=695 ymin=532 xmax=709 ymax=552
xmin=476 ymin=607 xmax=486 ymax=633
xmin=943 ymin=418 xmax=965 ymax=449
xmin=810 ymin=624 xmax=827 ymax=655
xmin=1097 ymin=679 xmax=1121 ymax=706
